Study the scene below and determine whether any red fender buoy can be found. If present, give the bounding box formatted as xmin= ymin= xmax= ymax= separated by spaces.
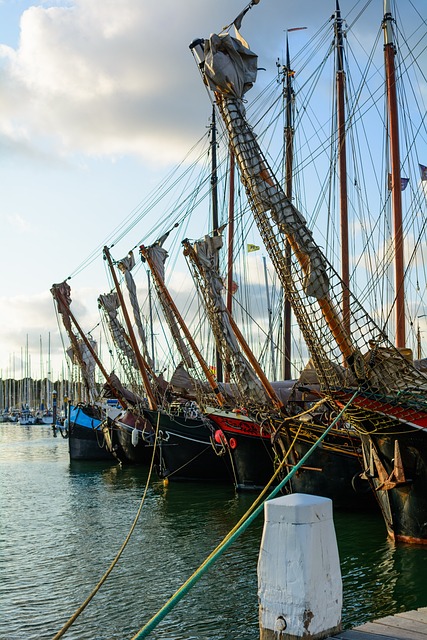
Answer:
xmin=229 ymin=437 xmax=237 ymax=449
xmin=214 ymin=429 xmax=226 ymax=444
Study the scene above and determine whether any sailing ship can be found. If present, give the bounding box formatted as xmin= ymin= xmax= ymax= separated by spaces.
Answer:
xmin=49 ymin=0 xmax=425 ymax=530
xmin=180 ymin=229 xmax=371 ymax=503
xmin=51 ymin=281 xmax=156 ymax=464
xmin=67 ymin=403 xmax=116 ymax=461
xmin=51 ymin=269 xmax=234 ymax=481
xmin=190 ymin=0 xmax=427 ymax=542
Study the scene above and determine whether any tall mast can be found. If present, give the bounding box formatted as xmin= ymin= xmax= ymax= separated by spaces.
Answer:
xmin=51 ymin=284 xmax=124 ymax=406
xmin=210 ymin=106 xmax=223 ymax=382
xmin=383 ymin=0 xmax=405 ymax=347
xmin=226 ymin=149 xmax=235 ymax=316
xmin=147 ymin=270 xmax=156 ymax=371
xmin=225 ymin=149 xmax=235 ymax=384
xmin=335 ymin=0 xmax=350 ymax=338
xmin=140 ymin=244 xmax=226 ymax=407
xmin=103 ymin=246 xmax=157 ymax=410
xmin=263 ymin=256 xmax=276 ymax=379
xmin=47 ymin=332 xmax=50 ymax=408
xmin=283 ymin=34 xmax=293 ymax=380
xmin=39 ymin=335 xmax=43 ymax=409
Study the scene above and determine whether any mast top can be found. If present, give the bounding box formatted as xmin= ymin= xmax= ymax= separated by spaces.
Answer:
xmin=383 ymin=0 xmax=395 ymax=47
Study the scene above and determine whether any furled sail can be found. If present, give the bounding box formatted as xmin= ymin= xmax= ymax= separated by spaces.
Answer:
xmin=145 ymin=244 xmax=195 ymax=369
xmin=98 ymin=291 xmax=139 ymax=371
xmin=203 ymin=32 xmax=329 ymax=301
xmin=184 ymin=233 xmax=268 ymax=406
xmin=117 ymin=250 xmax=154 ymax=370
xmin=51 ymin=281 xmax=98 ymax=403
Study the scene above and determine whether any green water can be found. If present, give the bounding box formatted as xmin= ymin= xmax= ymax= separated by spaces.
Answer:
xmin=1 ymin=423 xmax=426 ymax=639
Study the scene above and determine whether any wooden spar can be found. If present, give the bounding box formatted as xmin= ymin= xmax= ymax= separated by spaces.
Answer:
xmin=147 ymin=271 xmax=156 ymax=369
xmin=211 ymin=106 xmax=219 ymax=236
xmin=103 ymin=246 xmax=157 ymax=411
xmin=383 ymin=1 xmax=405 ymax=348
xmin=283 ymin=35 xmax=293 ymax=380
xmin=53 ymin=285 xmax=127 ymax=407
xmin=335 ymin=0 xmax=350 ymax=338
xmin=263 ymin=256 xmax=277 ymax=379
xmin=227 ymin=311 xmax=284 ymax=411
xmin=140 ymin=244 xmax=226 ymax=407
xmin=183 ymin=239 xmax=285 ymax=411
xmin=215 ymin=90 xmax=355 ymax=366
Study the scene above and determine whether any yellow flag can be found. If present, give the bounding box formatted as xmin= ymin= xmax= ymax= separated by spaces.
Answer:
xmin=247 ymin=244 xmax=260 ymax=253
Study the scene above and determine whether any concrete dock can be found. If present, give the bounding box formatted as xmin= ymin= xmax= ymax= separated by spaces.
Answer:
xmin=331 ymin=608 xmax=427 ymax=640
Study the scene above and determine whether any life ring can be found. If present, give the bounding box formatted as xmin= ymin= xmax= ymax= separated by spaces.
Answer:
xmin=351 ymin=472 xmax=371 ymax=494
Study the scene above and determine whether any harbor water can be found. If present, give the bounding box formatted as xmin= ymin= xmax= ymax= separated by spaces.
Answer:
xmin=1 ymin=422 xmax=427 ymax=640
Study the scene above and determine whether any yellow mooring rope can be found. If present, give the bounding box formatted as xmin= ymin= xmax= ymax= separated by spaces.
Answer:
xmin=130 ymin=390 xmax=360 ymax=639
xmin=51 ymin=411 xmax=161 ymax=640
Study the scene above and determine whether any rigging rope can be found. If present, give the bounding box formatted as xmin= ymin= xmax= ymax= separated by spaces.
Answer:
xmin=130 ymin=390 xmax=360 ymax=640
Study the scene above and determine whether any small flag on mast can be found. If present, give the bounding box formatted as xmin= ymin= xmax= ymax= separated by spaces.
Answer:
xmin=419 ymin=164 xmax=427 ymax=181
xmin=387 ymin=173 xmax=409 ymax=191
xmin=247 ymin=244 xmax=260 ymax=252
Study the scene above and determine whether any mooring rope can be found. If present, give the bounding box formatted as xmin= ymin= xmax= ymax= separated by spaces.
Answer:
xmin=51 ymin=411 xmax=161 ymax=640
xmin=130 ymin=389 xmax=360 ymax=640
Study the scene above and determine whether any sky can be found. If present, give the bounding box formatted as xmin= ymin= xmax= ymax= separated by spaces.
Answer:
xmin=0 ymin=0 xmax=425 ymax=383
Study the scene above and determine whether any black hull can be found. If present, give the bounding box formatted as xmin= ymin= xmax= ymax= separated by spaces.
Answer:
xmin=69 ymin=406 xmax=116 ymax=462
xmin=208 ymin=410 xmax=375 ymax=505
xmin=115 ymin=427 xmax=156 ymax=464
xmin=146 ymin=410 xmax=233 ymax=483
xmin=208 ymin=412 xmax=276 ymax=491
xmin=114 ymin=411 xmax=157 ymax=465
xmin=288 ymin=436 xmax=374 ymax=510
xmin=229 ymin=432 xmax=276 ymax=491
xmin=360 ymin=429 xmax=427 ymax=543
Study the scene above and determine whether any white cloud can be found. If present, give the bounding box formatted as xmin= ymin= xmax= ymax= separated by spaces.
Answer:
xmin=0 ymin=0 xmax=237 ymax=163
xmin=7 ymin=213 xmax=31 ymax=232
xmin=0 ymin=0 xmax=425 ymax=386
xmin=0 ymin=0 xmax=338 ymax=164
xmin=0 ymin=287 xmax=100 ymax=377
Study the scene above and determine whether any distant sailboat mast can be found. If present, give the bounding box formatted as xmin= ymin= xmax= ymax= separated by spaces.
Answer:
xmin=383 ymin=0 xmax=405 ymax=348
xmin=47 ymin=332 xmax=51 ymax=409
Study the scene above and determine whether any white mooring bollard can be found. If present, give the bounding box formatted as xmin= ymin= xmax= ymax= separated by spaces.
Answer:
xmin=258 ymin=493 xmax=342 ymax=640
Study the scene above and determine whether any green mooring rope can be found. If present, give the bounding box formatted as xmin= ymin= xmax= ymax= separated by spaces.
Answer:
xmin=131 ymin=389 xmax=360 ymax=639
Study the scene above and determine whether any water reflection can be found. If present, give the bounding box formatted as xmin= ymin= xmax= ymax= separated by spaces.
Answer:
xmin=1 ymin=423 xmax=427 ymax=640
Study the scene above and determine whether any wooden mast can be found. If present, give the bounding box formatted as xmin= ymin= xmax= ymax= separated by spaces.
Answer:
xmin=140 ymin=244 xmax=226 ymax=407
xmin=283 ymin=33 xmax=294 ymax=380
xmin=225 ymin=148 xmax=235 ymax=384
xmin=226 ymin=149 xmax=235 ymax=315
xmin=335 ymin=0 xmax=350 ymax=338
xmin=103 ymin=246 xmax=157 ymax=410
xmin=52 ymin=285 xmax=127 ymax=407
xmin=210 ymin=106 xmax=223 ymax=383
xmin=383 ymin=0 xmax=405 ymax=348
xmin=182 ymin=239 xmax=285 ymax=411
